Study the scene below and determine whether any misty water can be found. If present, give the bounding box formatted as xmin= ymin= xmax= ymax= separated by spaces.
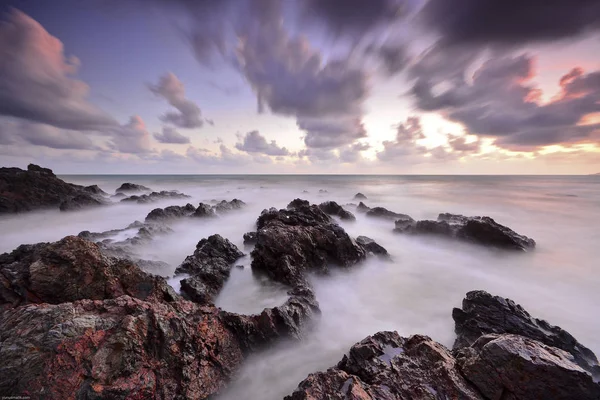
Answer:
xmin=1 ymin=175 xmax=599 ymax=399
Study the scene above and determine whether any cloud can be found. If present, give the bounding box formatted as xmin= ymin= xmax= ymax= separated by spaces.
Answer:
xmin=339 ymin=141 xmax=370 ymax=163
xmin=153 ymin=126 xmax=191 ymax=144
xmin=376 ymin=117 xmax=428 ymax=161
xmin=420 ymin=0 xmax=600 ymax=47
xmin=298 ymin=116 xmax=368 ymax=149
xmin=186 ymin=144 xmax=250 ymax=166
xmin=409 ymin=53 xmax=600 ymax=150
xmin=107 ymin=116 xmax=153 ymax=154
xmin=235 ymin=130 xmax=290 ymax=156
xmin=0 ymin=118 xmax=97 ymax=150
xmin=149 ymin=73 xmax=204 ymax=128
xmin=0 ymin=9 xmax=116 ymax=130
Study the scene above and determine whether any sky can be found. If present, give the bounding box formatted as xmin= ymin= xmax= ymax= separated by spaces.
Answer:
xmin=0 ymin=0 xmax=599 ymax=174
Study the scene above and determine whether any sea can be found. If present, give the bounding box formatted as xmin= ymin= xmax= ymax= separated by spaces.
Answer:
xmin=1 ymin=174 xmax=599 ymax=399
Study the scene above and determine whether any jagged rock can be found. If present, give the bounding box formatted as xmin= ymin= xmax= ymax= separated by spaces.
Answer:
xmin=83 ymin=184 xmax=108 ymax=196
xmin=288 ymin=198 xmax=310 ymax=209
xmin=395 ymin=214 xmax=535 ymax=251
xmin=115 ymin=182 xmax=151 ymax=193
xmin=0 ymin=164 xmax=108 ymax=213
xmin=286 ymin=331 xmax=483 ymax=400
xmin=145 ymin=203 xmax=196 ymax=221
xmin=455 ymin=334 xmax=600 ymax=400
xmin=356 ymin=201 xmax=370 ymax=213
xmin=176 ymin=235 xmax=244 ymax=303
xmin=356 ymin=236 xmax=389 ymax=258
xmin=251 ymin=202 xmax=366 ymax=287
xmin=0 ymin=296 xmax=245 ymax=399
xmin=192 ymin=202 xmax=217 ymax=218
xmin=121 ymin=190 xmax=190 ymax=204
xmin=319 ymin=201 xmax=356 ymax=221
xmin=243 ymin=231 xmax=257 ymax=245
xmin=214 ymin=199 xmax=246 ymax=213
xmin=453 ymin=290 xmax=599 ymax=376
xmin=366 ymin=207 xmax=413 ymax=221
xmin=222 ymin=285 xmax=320 ymax=352
xmin=354 ymin=192 xmax=367 ymax=200
xmin=59 ymin=193 xmax=106 ymax=211
xmin=0 ymin=236 xmax=176 ymax=306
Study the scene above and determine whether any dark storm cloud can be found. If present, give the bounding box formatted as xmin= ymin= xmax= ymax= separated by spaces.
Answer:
xmin=149 ymin=73 xmax=204 ymax=129
xmin=0 ymin=9 xmax=116 ymax=131
xmin=421 ymin=0 xmax=600 ymax=46
xmin=153 ymin=127 xmax=191 ymax=144
xmin=235 ymin=131 xmax=290 ymax=156
xmin=0 ymin=118 xmax=97 ymax=150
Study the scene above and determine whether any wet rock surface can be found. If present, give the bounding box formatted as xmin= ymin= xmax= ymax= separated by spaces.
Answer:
xmin=214 ymin=198 xmax=246 ymax=213
xmin=366 ymin=206 xmax=414 ymax=221
xmin=243 ymin=231 xmax=258 ymax=245
xmin=453 ymin=290 xmax=599 ymax=376
xmin=319 ymin=200 xmax=356 ymax=221
xmin=175 ymin=235 xmax=245 ymax=304
xmin=250 ymin=199 xmax=366 ymax=287
xmin=356 ymin=236 xmax=389 ymax=258
xmin=395 ymin=213 xmax=536 ymax=251
xmin=115 ymin=182 xmax=151 ymax=193
xmin=455 ymin=334 xmax=600 ymax=400
xmin=145 ymin=203 xmax=196 ymax=221
xmin=120 ymin=190 xmax=191 ymax=204
xmin=193 ymin=202 xmax=217 ymax=218
xmin=0 ymin=164 xmax=109 ymax=213
xmin=286 ymin=331 xmax=484 ymax=400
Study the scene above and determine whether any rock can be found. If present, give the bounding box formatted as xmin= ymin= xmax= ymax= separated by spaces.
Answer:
xmin=455 ymin=334 xmax=600 ymax=400
xmin=176 ymin=235 xmax=244 ymax=304
xmin=319 ymin=201 xmax=356 ymax=221
xmin=356 ymin=236 xmax=389 ymax=258
xmin=0 ymin=296 xmax=245 ymax=399
xmin=287 ymin=198 xmax=310 ymax=209
xmin=319 ymin=189 xmax=328 ymax=193
xmin=111 ymin=192 xmax=126 ymax=199
xmin=453 ymin=290 xmax=600 ymax=377
xmin=0 ymin=164 xmax=105 ymax=213
xmin=0 ymin=236 xmax=176 ymax=306
xmin=115 ymin=182 xmax=151 ymax=193
xmin=192 ymin=202 xmax=217 ymax=218
xmin=214 ymin=199 xmax=246 ymax=213
xmin=222 ymin=285 xmax=320 ymax=352
xmin=251 ymin=202 xmax=366 ymax=287
xmin=243 ymin=231 xmax=258 ymax=245
xmin=354 ymin=192 xmax=367 ymax=200
xmin=356 ymin=201 xmax=370 ymax=213
xmin=121 ymin=190 xmax=191 ymax=204
xmin=59 ymin=193 xmax=106 ymax=211
xmin=286 ymin=331 xmax=483 ymax=400
xmin=396 ymin=213 xmax=535 ymax=251
xmin=83 ymin=184 xmax=109 ymax=196
xmin=366 ymin=207 xmax=413 ymax=221
xmin=145 ymin=203 xmax=196 ymax=222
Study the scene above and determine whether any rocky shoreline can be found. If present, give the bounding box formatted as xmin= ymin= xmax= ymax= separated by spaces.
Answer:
xmin=0 ymin=165 xmax=597 ymax=399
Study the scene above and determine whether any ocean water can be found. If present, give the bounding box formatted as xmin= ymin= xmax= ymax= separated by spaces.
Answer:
xmin=1 ymin=175 xmax=599 ymax=399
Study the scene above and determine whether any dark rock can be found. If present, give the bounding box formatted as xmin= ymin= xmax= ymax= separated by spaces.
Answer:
xmin=319 ymin=201 xmax=356 ymax=221
xmin=0 ymin=236 xmax=176 ymax=306
xmin=235 ymin=264 xmax=244 ymax=269
xmin=319 ymin=189 xmax=328 ymax=193
xmin=396 ymin=213 xmax=535 ymax=251
xmin=366 ymin=207 xmax=414 ymax=221
xmin=356 ymin=236 xmax=389 ymax=258
xmin=354 ymin=192 xmax=367 ymax=200
xmin=121 ymin=190 xmax=191 ymax=204
xmin=356 ymin=201 xmax=370 ymax=213
xmin=287 ymin=198 xmax=310 ymax=209
xmin=0 ymin=296 xmax=245 ymax=399
xmin=453 ymin=290 xmax=599 ymax=377
xmin=222 ymin=285 xmax=320 ymax=352
xmin=115 ymin=182 xmax=151 ymax=193
xmin=111 ymin=192 xmax=126 ymax=199
xmin=145 ymin=203 xmax=196 ymax=222
xmin=455 ymin=334 xmax=600 ymax=400
xmin=59 ymin=193 xmax=106 ymax=211
xmin=243 ymin=231 xmax=258 ymax=245
xmin=192 ymin=202 xmax=217 ymax=218
xmin=83 ymin=184 xmax=108 ymax=196
xmin=251 ymin=202 xmax=366 ymax=287
xmin=286 ymin=331 xmax=483 ymax=400
xmin=176 ymin=235 xmax=244 ymax=304
xmin=0 ymin=164 xmax=101 ymax=213
xmin=214 ymin=199 xmax=246 ymax=213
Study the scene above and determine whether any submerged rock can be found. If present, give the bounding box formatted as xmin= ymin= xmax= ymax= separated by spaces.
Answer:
xmin=455 ymin=334 xmax=600 ymax=400
xmin=145 ymin=203 xmax=196 ymax=221
xmin=366 ymin=206 xmax=414 ymax=221
xmin=214 ymin=198 xmax=246 ymax=213
xmin=286 ymin=331 xmax=484 ymax=400
xmin=251 ymin=201 xmax=366 ymax=287
xmin=453 ymin=290 xmax=599 ymax=376
xmin=192 ymin=202 xmax=217 ymax=218
xmin=176 ymin=235 xmax=244 ymax=304
xmin=83 ymin=184 xmax=108 ymax=196
xmin=115 ymin=182 xmax=151 ymax=193
xmin=356 ymin=236 xmax=389 ymax=258
xmin=395 ymin=213 xmax=535 ymax=251
xmin=356 ymin=201 xmax=370 ymax=213
xmin=318 ymin=201 xmax=356 ymax=221
xmin=0 ymin=164 xmax=109 ymax=213
xmin=354 ymin=192 xmax=368 ymax=200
